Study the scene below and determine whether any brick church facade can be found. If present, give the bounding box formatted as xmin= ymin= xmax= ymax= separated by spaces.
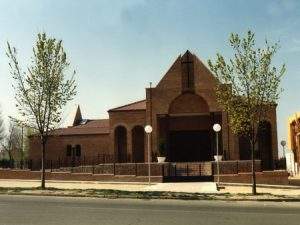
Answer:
xmin=28 ymin=50 xmax=279 ymax=169
xmin=288 ymin=112 xmax=300 ymax=164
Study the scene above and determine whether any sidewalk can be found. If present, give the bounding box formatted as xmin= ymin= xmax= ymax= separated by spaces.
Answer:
xmin=0 ymin=179 xmax=218 ymax=193
xmin=1 ymin=179 xmax=300 ymax=196
xmin=1 ymin=179 xmax=300 ymax=201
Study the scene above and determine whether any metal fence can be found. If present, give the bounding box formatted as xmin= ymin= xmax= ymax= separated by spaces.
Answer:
xmin=0 ymin=154 xmax=133 ymax=171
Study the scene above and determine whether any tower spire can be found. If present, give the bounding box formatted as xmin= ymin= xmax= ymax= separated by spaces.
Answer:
xmin=73 ymin=105 xmax=82 ymax=126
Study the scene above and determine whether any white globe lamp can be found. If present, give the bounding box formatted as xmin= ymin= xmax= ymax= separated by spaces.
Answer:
xmin=144 ymin=125 xmax=153 ymax=134
xmin=213 ymin=123 xmax=221 ymax=132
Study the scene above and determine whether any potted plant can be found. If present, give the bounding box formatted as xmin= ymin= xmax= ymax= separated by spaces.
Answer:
xmin=157 ymin=139 xmax=166 ymax=163
xmin=214 ymin=155 xmax=223 ymax=162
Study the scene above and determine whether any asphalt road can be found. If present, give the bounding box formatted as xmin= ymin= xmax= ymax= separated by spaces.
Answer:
xmin=0 ymin=195 xmax=300 ymax=225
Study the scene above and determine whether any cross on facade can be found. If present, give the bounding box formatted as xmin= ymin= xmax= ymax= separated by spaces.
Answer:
xmin=181 ymin=51 xmax=194 ymax=91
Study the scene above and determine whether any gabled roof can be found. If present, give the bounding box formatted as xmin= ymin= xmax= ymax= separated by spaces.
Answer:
xmin=108 ymin=100 xmax=146 ymax=112
xmin=50 ymin=119 xmax=109 ymax=136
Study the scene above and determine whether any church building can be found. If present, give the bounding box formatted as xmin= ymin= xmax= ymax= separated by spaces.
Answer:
xmin=28 ymin=51 xmax=278 ymax=169
xmin=288 ymin=113 xmax=300 ymax=164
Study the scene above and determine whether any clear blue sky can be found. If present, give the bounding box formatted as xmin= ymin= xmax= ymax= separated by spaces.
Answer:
xmin=0 ymin=0 xmax=299 ymax=154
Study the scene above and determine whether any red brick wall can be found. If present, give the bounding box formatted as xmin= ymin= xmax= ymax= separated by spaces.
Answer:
xmin=109 ymin=110 xmax=146 ymax=161
xmin=212 ymin=160 xmax=262 ymax=174
xmin=29 ymin=134 xmax=110 ymax=162
xmin=214 ymin=171 xmax=289 ymax=185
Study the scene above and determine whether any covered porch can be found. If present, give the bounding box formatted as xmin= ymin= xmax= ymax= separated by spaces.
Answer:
xmin=157 ymin=112 xmax=223 ymax=162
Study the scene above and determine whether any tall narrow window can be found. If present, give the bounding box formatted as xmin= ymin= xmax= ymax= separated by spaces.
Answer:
xmin=66 ymin=145 xmax=72 ymax=157
xmin=75 ymin=145 xmax=81 ymax=157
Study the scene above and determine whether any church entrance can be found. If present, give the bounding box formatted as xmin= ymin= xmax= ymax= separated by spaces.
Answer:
xmin=158 ymin=113 xmax=222 ymax=162
xmin=157 ymin=91 xmax=222 ymax=163
xmin=169 ymin=130 xmax=211 ymax=162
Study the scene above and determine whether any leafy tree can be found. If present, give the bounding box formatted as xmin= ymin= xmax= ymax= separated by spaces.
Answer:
xmin=7 ymin=33 xmax=77 ymax=189
xmin=208 ymin=31 xmax=285 ymax=195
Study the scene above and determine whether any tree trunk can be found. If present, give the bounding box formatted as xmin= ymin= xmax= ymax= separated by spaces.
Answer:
xmin=8 ymin=152 xmax=13 ymax=169
xmin=41 ymin=138 xmax=46 ymax=189
xmin=251 ymin=141 xmax=257 ymax=195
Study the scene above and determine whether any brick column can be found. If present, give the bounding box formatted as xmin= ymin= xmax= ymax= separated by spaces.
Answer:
xmin=127 ymin=127 xmax=132 ymax=162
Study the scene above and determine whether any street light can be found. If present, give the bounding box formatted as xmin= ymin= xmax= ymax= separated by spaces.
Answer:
xmin=280 ymin=140 xmax=286 ymax=158
xmin=280 ymin=140 xmax=287 ymax=169
xmin=213 ymin=123 xmax=221 ymax=188
xmin=144 ymin=125 xmax=153 ymax=185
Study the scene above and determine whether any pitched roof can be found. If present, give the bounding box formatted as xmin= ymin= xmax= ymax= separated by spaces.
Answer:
xmin=49 ymin=119 xmax=109 ymax=136
xmin=108 ymin=100 xmax=146 ymax=112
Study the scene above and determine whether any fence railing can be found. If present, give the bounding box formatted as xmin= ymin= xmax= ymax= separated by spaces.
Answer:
xmin=0 ymin=153 xmax=133 ymax=171
xmin=0 ymin=157 xmax=267 ymax=178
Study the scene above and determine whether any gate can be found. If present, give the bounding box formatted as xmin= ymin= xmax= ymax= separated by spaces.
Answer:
xmin=163 ymin=162 xmax=213 ymax=182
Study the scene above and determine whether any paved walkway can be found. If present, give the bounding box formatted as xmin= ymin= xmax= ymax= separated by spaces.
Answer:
xmin=1 ymin=179 xmax=300 ymax=196
xmin=0 ymin=179 xmax=218 ymax=193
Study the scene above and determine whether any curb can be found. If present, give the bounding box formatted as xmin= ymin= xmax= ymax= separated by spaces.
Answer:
xmin=0 ymin=187 xmax=300 ymax=202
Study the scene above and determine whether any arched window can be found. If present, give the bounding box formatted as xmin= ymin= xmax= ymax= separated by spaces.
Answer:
xmin=132 ymin=126 xmax=145 ymax=163
xmin=257 ymin=121 xmax=272 ymax=169
xmin=239 ymin=135 xmax=251 ymax=160
xmin=75 ymin=145 xmax=81 ymax=157
xmin=114 ymin=126 xmax=128 ymax=162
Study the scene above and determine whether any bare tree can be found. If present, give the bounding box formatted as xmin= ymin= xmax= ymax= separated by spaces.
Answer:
xmin=1 ymin=122 xmax=22 ymax=168
xmin=0 ymin=107 xmax=5 ymax=144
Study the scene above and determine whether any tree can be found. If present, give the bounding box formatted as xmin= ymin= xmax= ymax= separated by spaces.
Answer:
xmin=0 ymin=108 xmax=6 ymax=162
xmin=0 ymin=107 xmax=5 ymax=144
xmin=6 ymin=33 xmax=77 ymax=189
xmin=208 ymin=31 xmax=285 ymax=195
xmin=1 ymin=121 xmax=22 ymax=168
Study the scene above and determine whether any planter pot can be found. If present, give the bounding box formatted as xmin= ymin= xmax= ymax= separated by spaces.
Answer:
xmin=157 ymin=157 xmax=166 ymax=163
xmin=214 ymin=155 xmax=223 ymax=162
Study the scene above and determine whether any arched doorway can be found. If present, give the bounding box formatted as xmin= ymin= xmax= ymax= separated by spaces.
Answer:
xmin=257 ymin=121 xmax=272 ymax=169
xmin=159 ymin=93 xmax=215 ymax=162
xmin=114 ymin=126 xmax=127 ymax=163
xmin=132 ymin=126 xmax=145 ymax=163
xmin=239 ymin=135 xmax=251 ymax=160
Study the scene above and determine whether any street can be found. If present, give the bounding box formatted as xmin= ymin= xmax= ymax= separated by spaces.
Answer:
xmin=0 ymin=195 xmax=299 ymax=225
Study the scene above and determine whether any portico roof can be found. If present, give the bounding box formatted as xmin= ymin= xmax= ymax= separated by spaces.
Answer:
xmin=108 ymin=99 xmax=146 ymax=112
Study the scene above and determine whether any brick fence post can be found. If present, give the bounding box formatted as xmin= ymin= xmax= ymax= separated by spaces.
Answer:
xmin=92 ymin=159 xmax=95 ymax=174
xmin=186 ymin=163 xmax=189 ymax=176
xmin=174 ymin=164 xmax=177 ymax=177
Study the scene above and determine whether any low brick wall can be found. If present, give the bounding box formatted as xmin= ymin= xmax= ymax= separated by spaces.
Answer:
xmin=213 ymin=170 xmax=289 ymax=185
xmin=53 ymin=163 xmax=165 ymax=176
xmin=212 ymin=160 xmax=261 ymax=175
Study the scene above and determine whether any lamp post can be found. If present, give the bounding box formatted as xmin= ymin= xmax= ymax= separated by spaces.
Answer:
xmin=144 ymin=125 xmax=153 ymax=185
xmin=280 ymin=140 xmax=286 ymax=169
xmin=213 ymin=123 xmax=222 ymax=187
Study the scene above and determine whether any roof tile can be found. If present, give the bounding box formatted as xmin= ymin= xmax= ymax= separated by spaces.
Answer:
xmin=50 ymin=119 xmax=109 ymax=136
xmin=109 ymin=100 xmax=146 ymax=112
